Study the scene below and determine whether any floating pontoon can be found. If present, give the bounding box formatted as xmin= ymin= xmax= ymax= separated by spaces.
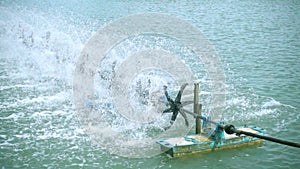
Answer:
xmin=156 ymin=83 xmax=299 ymax=157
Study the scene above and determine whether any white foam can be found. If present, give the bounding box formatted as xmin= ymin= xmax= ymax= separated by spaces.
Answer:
xmin=0 ymin=84 xmax=36 ymax=91
xmin=262 ymin=99 xmax=281 ymax=108
xmin=0 ymin=112 xmax=25 ymax=121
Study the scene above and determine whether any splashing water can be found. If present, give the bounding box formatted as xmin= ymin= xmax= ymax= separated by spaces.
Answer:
xmin=1 ymin=1 xmax=300 ymax=168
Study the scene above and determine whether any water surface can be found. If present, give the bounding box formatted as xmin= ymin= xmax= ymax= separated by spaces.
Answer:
xmin=1 ymin=0 xmax=299 ymax=168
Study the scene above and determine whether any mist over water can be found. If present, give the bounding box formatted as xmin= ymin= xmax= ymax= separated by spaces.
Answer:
xmin=1 ymin=0 xmax=299 ymax=168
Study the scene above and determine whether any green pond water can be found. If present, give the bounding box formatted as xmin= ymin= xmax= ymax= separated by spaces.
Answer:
xmin=1 ymin=0 xmax=299 ymax=168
